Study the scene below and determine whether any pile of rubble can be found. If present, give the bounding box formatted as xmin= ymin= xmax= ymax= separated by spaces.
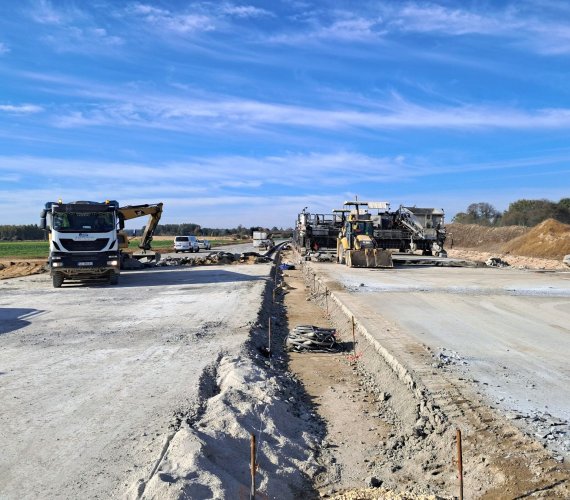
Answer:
xmin=156 ymin=251 xmax=271 ymax=267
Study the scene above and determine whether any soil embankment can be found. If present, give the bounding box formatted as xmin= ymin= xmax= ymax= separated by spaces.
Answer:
xmin=447 ymin=218 xmax=570 ymax=268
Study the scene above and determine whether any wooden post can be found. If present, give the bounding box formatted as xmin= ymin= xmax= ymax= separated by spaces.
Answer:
xmin=250 ymin=433 xmax=256 ymax=500
xmin=457 ymin=428 xmax=463 ymax=500
xmin=325 ymin=288 xmax=328 ymax=315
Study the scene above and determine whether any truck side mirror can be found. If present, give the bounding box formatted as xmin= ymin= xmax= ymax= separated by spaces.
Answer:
xmin=40 ymin=209 xmax=47 ymax=230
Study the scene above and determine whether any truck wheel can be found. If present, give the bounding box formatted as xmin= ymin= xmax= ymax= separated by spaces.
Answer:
xmin=109 ymin=273 xmax=119 ymax=285
xmin=52 ymin=272 xmax=64 ymax=288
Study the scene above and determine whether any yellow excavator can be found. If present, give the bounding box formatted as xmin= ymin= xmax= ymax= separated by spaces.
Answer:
xmin=118 ymin=203 xmax=164 ymax=267
xmin=337 ymin=201 xmax=393 ymax=268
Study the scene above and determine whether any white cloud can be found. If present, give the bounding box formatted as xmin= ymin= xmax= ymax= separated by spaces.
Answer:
xmin=1 ymin=152 xmax=568 ymax=226
xmin=220 ymin=4 xmax=273 ymax=18
xmin=30 ymin=0 xmax=65 ymax=24
xmin=0 ymin=104 xmax=44 ymax=114
xmin=49 ymin=87 xmax=570 ymax=132
xmin=388 ymin=4 xmax=507 ymax=36
xmin=0 ymin=42 xmax=10 ymax=54
xmin=382 ymin=2 xmax=570 ymax=55
xmin=129 ymin=3 xmax=216 ymax=34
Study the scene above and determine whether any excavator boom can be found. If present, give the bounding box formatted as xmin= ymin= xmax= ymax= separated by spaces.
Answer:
xmin=117 ymin=203 xmax=164 ymax=266
xmin=118 ymin=203 xmax=163 ymax=251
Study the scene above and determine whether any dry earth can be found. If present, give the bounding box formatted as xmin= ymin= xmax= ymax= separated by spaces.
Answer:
xmin=294 ymin=254 xmax=570 ymax=499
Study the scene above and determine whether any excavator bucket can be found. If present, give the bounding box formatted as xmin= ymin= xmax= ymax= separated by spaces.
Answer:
xmin=131 ymin=251 xmax=161 ymax=265
xmin=346 ymin=249 xmax=393 ymax=268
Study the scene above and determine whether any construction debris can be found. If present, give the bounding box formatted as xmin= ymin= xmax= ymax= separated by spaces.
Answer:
xmin=156 ymin=251 xmax=271 ymax=267
xmin=485 ymin=256 xmax=510 ymax=267
xmin=286 ymin=325 xmax=338 ymax=352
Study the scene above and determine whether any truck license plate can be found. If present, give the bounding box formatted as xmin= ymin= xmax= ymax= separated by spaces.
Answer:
xmin=78 ymin=262 xmax=93 ymax=266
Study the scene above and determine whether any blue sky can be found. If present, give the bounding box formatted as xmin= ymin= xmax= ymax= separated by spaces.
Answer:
xmin=0 ymin=0 xmax=569 ymax=228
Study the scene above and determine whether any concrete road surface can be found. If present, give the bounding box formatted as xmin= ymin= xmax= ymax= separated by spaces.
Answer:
xmin=311 ymin=263 xmax=570 ymax=440
xmin=0 ymin=264 xmax=270 ymax=499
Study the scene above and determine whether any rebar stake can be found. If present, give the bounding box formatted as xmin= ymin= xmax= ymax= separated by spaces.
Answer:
xmin=268 ymin=317 xmax=272 ymax=358
xmin=250 ymin=433 xmax=256 ymax=500
xmin=352 ymin=316 xmax=356 ymax=359
xmin=457 ymin=428 xmax=463 ymax=500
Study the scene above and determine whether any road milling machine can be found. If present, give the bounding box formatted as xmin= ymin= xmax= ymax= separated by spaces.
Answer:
xmin=40 ymin=200 xmax=163 ymax=287
xmin=368 ymin=203 xmax=447 ymax=257
xmin=337 ymin=201 xmax=394 ymax=268
xmin=294 ymin=208 xmax=344 ymax=255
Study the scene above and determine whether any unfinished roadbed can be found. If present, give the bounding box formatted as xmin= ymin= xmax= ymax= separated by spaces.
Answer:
xmin=0 ymin=262 xmax=319 ymax=499
xmin=292 ymin=256 xmax=570 ymax=498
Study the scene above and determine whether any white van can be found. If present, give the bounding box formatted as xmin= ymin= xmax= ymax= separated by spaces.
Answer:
xmin=174 ymin=235 xmax=199 ymax=253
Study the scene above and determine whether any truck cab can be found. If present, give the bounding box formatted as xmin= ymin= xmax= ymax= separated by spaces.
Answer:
xmin=41 ymin=200 xmax=121 ymax=287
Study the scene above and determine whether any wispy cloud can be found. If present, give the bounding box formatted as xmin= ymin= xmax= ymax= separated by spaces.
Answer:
xmin=1 ymin=150 xmax=569 ymax=226
xmin=0 ymin=104 xmax=44 ymax=114
xmin=29 ymin=0 xmax=66 ymax=25
xmin=0 ymin=42 xmax=10 ymax=55
xmin=219 ymin=3 xmax=274 ymax=19
xmin=380 ymin=2 xmax=570 ymax=55
xmin=42 ymin=27 xmax=123 ymax=52
xmin=48 ymin=87 xmax=570 ymax=133
xmin=128 ymin=3 xmax=216 ymax=34
xmin=270 ymin=2 xmax=570 ymax=56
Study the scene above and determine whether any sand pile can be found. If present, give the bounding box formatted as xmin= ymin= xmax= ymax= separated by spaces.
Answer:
xmin=502 ymin=218 xmax=570 ymax=260
xmin=135 ymin=354 xmax=320 ymax=499
xmin=446 ymin=223 xmax=528 ymax=252
xmin=0 ymin=260 xmax=46 ymax=280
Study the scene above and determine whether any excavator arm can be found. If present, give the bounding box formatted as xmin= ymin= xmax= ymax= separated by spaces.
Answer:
xmin=118 ymin=203 xmax=163 ymax=251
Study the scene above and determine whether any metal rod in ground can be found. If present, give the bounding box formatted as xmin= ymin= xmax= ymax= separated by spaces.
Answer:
xmin=457 ymin=428 xmax=463 ymax=500
xmin=325 ymin=288 xmax=328 ymax=315
xmin=250 ymin=433 xmax=256 ymax=500
xmin=268 ymin=317 xmax=272 ymax=357
xmin=352 ymin=316 xmax=356 ymax=358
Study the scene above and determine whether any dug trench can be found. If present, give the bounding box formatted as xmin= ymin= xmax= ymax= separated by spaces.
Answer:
xmin=131 ymin=249 xmax=569 ymax=499
xmin=282 ymin=249 xmax=570 ymax=499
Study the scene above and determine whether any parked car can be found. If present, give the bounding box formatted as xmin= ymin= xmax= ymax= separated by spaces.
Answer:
xmin=174 ymin=235 xmax=199 ymax=253
xmin=197 ymin=239 xmax=211 ymax=250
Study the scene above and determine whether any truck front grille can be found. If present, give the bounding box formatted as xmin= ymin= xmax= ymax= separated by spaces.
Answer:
xmin=60 ymin=238 xmax=110 ymax=252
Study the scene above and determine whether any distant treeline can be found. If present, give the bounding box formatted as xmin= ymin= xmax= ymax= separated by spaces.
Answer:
xmin=0 ymin=223 xmax=293 ymax=241
xmin=0 ymin=224 xmax=45 ymax=241
xmin=153 ymin=224 xmax=293 ymax=237
xmin=453 ymin=198 xmax=570 ymax=227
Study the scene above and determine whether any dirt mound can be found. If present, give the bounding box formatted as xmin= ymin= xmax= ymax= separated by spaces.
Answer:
xmin=446 ymin=223 xmax=528 ymax=252
xmin=0 ymin=260 xmax=47 ymax=280
xmin=502 ymin=218 xmax=570 ymax=260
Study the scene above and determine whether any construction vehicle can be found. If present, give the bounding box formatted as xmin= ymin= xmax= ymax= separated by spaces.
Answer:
xmin=368 ymin=204 xmax=447 ymax=256
xmin=253 ymin=231 xmax=274 ymax=250
xmin=117 ymin=203 xmax=164 ymax=264
xmin=40 ymin=200 xmax=163 ymax=287
xmin=337 ymin=201 xmax=393 ymax=268
xmin=294 ymin=208 xmax=344 ymax=255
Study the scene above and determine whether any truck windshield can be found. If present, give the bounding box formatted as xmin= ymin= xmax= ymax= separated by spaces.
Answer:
xmin=53 ymin=212 xmax=115 ymax=232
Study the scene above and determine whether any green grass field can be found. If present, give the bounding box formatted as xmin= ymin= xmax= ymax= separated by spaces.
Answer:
xmin=0 ymin=241 xmax=49 ymax=259
xmin=0 ymin=238 xmax=240 ymax=259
